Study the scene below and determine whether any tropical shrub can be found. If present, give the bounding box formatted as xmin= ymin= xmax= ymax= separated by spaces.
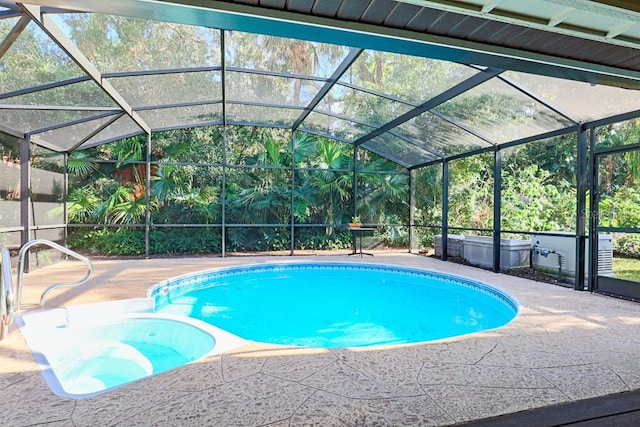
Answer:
xmin=149 ymin=228 xmax=222 ymax=255
xmin=60 ymin=122 xmax=640 ymax=258
xmin=614 ymin=234 xmax=640 ymax=258
xmin=501 ymin=164 xmax=576 ymax=232
xmin=68 ymin=228 xmax=145 ymax=256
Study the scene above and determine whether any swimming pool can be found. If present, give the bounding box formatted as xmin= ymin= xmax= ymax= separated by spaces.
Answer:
xmin=150 ymin=262 xmax=519 ymax=348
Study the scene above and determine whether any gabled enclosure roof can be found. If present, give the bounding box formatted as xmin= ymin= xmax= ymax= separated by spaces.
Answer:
xmin=3 ymin=1 xmax=640 ymax=169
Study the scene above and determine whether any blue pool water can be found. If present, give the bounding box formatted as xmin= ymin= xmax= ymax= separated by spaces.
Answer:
xmin=52 ymin=318 xmax=215 ymax=395
xmin=152 ymin=263 xmax=518 ymax=348
xmin=19 ymin=311 xmax=217 ymax=398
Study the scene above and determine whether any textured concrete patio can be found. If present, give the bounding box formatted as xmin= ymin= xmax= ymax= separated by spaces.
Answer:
xmin=2 ymin=253 xmax=640 ymax=426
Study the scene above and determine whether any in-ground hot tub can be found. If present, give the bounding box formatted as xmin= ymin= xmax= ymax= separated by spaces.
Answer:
xmin=18 ymin=298 xmax=246 ymax=398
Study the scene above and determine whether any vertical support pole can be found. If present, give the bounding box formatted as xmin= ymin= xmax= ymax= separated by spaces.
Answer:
xmin=493 ymin=148 xmax=502 ymax=272
xmin=352 ymin=145 xmax=359 ymax=255
xmin=409 ymin=169 xmax=416 ymax=253
xmin=145 ymin=132 xmax=151 ymax=258
xmin=576 ymin=125 xmax=588 ymax=290
xmin=290 ymin=131 xmax=296 ymax=256
xmin=442 ymin=160 xmax=449 ymax=261
xmin=63 ymin=151 xmax=68 ymax=248
xmin=221 ymin=29 xmax=227 ymax=258
xmin=588 ymin=132 xmax=599 ymax=291
xmin=20 ymin=136 xmax=31 ymax=272
xmin=221 ymin=127 xmax=227 ymax=258
xmin=353 ymin=144 xmax=358 ymax=218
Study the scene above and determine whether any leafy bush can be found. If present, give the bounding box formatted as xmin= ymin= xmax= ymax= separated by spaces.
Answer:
xmin=61 ymin=125 xmax=640 ymax=258
xmin=150 ymin=228 xmax=222 ymax=255
xmin=614 ymin=233 xmax=640 ymax=258
xmin=379 ymin=225 xmax=409 ymax=247
xmin=226 ymin=227 xmax=291 ymax=252
xmin=68 ymin=228 xmax=145 ymax=256
xmin=501 ymin=164 xmax=576 ymax=232
xmin=599 ymin=187 xmax=640 ymax=259
xmin=294 ymin=228 xmax=352 ymax=251
xmin=599 ymin=187 xmax=640 ymax=228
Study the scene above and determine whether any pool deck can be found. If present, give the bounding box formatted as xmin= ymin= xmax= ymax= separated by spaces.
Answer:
xmin=2 ymin=253 xmax=640 ymax=426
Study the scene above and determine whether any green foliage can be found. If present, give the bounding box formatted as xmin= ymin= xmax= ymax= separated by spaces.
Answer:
xmin=68 ymin=228 xmax=145 ymax=256
xmin=378 ymin=225 xmax=409 ymax=247
xmin=149 ymin=228 xmax=222 ymax=255
xmin=358 ymin=172 xmax=409 ymax=224
xmin=598 ymin=185 xmax=640 ymax=259
xmin=68 ymin=227 xmax=224 ymax=256
xmin=226 ymin=228 xmax=291 ymax=252
xmin=294 ymin=228 xmax=352 ymax=251
xmin=614 ymin=234 xmax=640 ymax=259
xmin=505 ymin=134 xmax=577 ymax=184
xmin=65 ymin=14 xmax=220 ymax=74
xmin=448 ymin=153 xmax=494 ymax=229
xmin=596 ymin=122 xmax=640 ymax=196
xmin=112 ymin=136 xmax=145 ymax=166
xmin=0 ymin=19 xmax=79 ymax=92
xmin=412 ymin=135 xmax=580 ymax=250
xmin=501 ymin=164 xmax=576 ymax=232
xmin=105 ymin=188 xmax=146 ymax=224
xmin=58 ymin=123 xmax=640 ymax=258
xmin=599 ymin=187 xmax=640 ymax=228
xmin=65 ymin=124 xmax=409 ymax=256
xmin=413 ymin=165 xmax=442 ymax=239
xmin=67 ymin=152 xmax=99 ymax=178
xmin=63 ymin=187 xmax=101 ymax=223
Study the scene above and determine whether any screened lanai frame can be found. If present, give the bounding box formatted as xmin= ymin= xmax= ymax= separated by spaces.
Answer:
xmin=2 ymin=2 xmax=640 ymax=297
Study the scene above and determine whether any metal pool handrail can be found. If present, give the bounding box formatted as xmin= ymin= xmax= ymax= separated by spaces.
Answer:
xmin=17 ymin=239 xmax=93 ymax=309
xmin=1 ymin=247 xmax=15 ymax=340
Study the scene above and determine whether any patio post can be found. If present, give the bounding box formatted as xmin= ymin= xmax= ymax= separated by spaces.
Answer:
xmin=290 ymin=131 xmax=295 ymax=256
xmin=352 ymin=144 xmax=358 ymax=218
xmin=442 ymin=160 xmax=449 ymax=261
xmin=63 ymin=151 xmax=68 ymax=248
xmin=575 ymin=125 xmax=588 ymax=290
xmin=221 ymin=126 xmax=227 ymax=258
xmin=20 ymin=135 xmax=31 ymax=272
xmin=493 ymin=148 xmax=502 ymax=272
xmin=221 ymin=29 xmax=227 ymax=258
xmin=409 ymin=169 xmax=416 ymax=253
xmin=145 ymin=132 xmax=151 ymax=259
xmin=588 ymin=131 xmax=599 ymax=292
